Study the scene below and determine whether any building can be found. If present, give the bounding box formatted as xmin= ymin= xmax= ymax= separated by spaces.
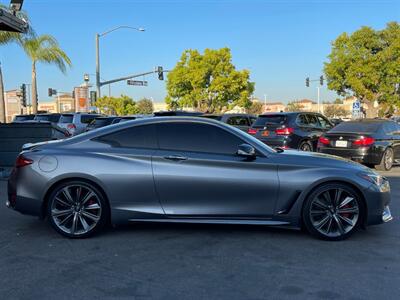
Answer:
xmin=4 ymin=90 xmax=25 ymax=122
xmin=263 ymin=102 xmax=286 ymax=113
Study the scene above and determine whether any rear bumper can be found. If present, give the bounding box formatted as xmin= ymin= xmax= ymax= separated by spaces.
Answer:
xmin=257 ymin=136 xmax=294 ymax=149
xmin=319 ymin=147 xmax=382 ymax=165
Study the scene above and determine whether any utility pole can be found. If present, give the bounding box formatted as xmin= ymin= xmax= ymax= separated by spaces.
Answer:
xmin=317 ymin=86 xmax=320 ymax=113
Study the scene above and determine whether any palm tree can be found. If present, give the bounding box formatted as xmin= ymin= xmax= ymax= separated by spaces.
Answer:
xmin=20 ymin=35 xmax=71 ymax=113
xmin=0 ymin=5 xmax=32 ymax=122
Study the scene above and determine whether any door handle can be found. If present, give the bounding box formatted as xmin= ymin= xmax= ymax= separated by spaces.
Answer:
xmin=164 ymin=155 xmax=188 ymax=161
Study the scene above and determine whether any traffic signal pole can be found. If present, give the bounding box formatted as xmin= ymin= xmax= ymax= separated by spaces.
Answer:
xmin=95 ymin=33 xmax=101 ymax=99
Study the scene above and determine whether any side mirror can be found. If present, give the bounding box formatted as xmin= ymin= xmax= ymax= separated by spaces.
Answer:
xmin=237 ymin=143 xmax=256 ymax=159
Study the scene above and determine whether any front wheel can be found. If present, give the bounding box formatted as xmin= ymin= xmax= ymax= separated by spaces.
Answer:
xmin=302 ymin=183 xmax=363 ymax=241
xmin=47 ymin=181 xmax=108 ymax=238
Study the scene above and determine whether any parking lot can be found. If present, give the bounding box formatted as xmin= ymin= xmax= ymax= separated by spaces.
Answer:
xmin=0 ymin=168 xmax=399 ymax=300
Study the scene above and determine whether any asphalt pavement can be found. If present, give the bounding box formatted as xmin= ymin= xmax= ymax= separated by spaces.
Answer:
xmin=0 ymin=168 xmax=399 ymax=300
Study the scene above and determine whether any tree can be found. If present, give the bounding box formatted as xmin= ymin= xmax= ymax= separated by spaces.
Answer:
xmin=324 ymin=22 xmax=400 ymax=118
xmin=286 ymin=102 xmax=304 ymax=112
xmin=95 ymin=95 xmax=138 ymax=116
xmin=136 ymin=98 xmax=154 ymax=114
xmin=166 ymin=48 xmax=255 ymax=113
xmin=323 ymin=105 xmax=349 ymax=118
xmin=247 ymin=101 xmax=263 ymax=115
xmin=0 ymin=5 xmax=33 ymax=122
xmin=20 ymin=35 xmax=71 ymax=113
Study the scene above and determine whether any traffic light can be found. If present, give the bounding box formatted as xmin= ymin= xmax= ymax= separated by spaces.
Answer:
xmin=48 ymin=88 xmax=56 ymax=97
xmin=320 ymin=75 xmax=324 ymax=86
xmin=306 ymin=77 xmax=310 ymax=87
xmin=20 ymin=84 xmax=26 ymax=107
xmin=157 ymin=66 xmax=164 ymax=80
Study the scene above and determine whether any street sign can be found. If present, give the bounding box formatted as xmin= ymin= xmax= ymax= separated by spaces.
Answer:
xmin=352 ymin=99 xmax=361 ymax=118
xmin=127 ymin=80 xmax=148 ymax=86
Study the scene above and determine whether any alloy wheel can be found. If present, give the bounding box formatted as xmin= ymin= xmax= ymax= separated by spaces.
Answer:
xmin=309 ymin=188 xmax=359 ymax=238
xmin=50 ymin=184 xmax=102 ymax=236
xmin=300 ymin=142 xmax=312 ymax=152
xmin=384 ymin=149 xmax=394 ymax=170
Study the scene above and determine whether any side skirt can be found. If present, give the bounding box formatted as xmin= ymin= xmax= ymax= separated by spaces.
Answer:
xmin=127 ymin=218 xmax=291 ymax=226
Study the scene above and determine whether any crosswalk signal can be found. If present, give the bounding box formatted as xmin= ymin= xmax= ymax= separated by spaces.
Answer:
xmin=20 ymin=84 xmax=26 ymax=107
xmin=306 ymin=77 xmax=310 ymax=87
xmin=157 ymin=66 xmax=164 ymax=81
xmin=320 ymin=75 xmax=324 ymax=86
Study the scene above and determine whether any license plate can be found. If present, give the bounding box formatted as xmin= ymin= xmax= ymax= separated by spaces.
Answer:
xmin=335 ymin=140 xmax=348 ymax=147
xmin=262 ymin=130 xmax=270 ymax=137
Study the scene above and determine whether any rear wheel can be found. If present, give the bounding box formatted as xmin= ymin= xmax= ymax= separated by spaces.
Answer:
xmin=47 ymin=181 xmax=108 ymax=238
xmin=302 ymin=183 xmax=363 ymax=241
xmin=299 ymin=140 xmax=313 ymax=152
xmin=375 ymin=148 xmax=394 ymax=171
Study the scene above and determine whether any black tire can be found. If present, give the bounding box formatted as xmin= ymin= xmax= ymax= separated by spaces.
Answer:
xmin=375 ymin=148 xmax=394 ymax=171
xmin=299 ymin=140 xmax=313 ymax=152
xmin=47 ymin=180 xmax=108 ymax=238
xmin=302 ymin=183 xmax=364 ymax=241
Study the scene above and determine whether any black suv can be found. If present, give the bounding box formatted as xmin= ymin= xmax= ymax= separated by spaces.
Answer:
xmin=248 ymin=112 xmax=333 ymax=151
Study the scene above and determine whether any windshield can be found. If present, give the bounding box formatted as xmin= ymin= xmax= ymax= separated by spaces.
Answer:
xmin=35 ymin=114 xmax=61 ymax=123
xmin=253 ymin=115 xmax=287 ymax=127
xmin=330 ymin=122 xmax=382 ymax=133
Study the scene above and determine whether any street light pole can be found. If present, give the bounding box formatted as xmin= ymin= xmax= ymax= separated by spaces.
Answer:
xmin=317 ymin=86 xmax=320 ymax=113
xmin=95 ymin=26 xmax=144 ymax=99
xmin=95 ymin=33 xmax=100 ymax=98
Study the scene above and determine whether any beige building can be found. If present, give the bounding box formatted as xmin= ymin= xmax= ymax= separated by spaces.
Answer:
xmin=4 ymin=90 xmax=25 ymax=122
xmin=263 ymin=102 xmax=286 ymax=113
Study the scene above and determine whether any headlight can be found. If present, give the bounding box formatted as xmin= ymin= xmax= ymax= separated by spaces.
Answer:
xmin=358 ymin=172 xmax=390 ymax=192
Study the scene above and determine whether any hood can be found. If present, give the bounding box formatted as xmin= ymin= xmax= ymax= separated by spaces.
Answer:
xmin=277 ymin=149 xmax=370 ymax=171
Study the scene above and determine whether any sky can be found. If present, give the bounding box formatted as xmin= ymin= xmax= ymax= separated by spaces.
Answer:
xmin=1 ymin=0 xmax=399 ymax=104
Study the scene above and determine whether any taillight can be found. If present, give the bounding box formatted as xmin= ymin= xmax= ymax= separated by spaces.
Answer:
xmin=15 ymin=155 xmax=33 ymax=168
xmin=318 ymin=136 xmax=330 ymax=145
xmin=275 ymin=127 xmax=294 ymax=135
xmin=67 ymin=124 xmax=76 ymax=130
xmin=353 ymin=137 xmax=375 ymax=146
xmin=248 ymin=128 xmax=258 ymax=135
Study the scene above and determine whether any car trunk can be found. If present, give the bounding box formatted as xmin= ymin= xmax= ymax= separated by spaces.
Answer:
xmin=321 ymin=132 xmax=375 ymax=149
xmin=251 ymin=115 xmax=288 ymax=140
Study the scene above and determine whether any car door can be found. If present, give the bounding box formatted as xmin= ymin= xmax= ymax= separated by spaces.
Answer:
xmin=93 ymin=124 xmax=163 ymax=215
xmin=152 ymin=121 xmax=279 ymax=217
xmin=306 ymin=114 xmax=325 ymax=147
xmin=387 ymin=122 xmax=400 ymax=161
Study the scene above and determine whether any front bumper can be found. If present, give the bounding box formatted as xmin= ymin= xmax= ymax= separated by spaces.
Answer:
xmin=364 ymin=183 xmax=393 ymax=226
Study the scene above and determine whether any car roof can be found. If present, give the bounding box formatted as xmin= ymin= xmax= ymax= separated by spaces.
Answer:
xmin=345 ymin=118 xmax=392 ymax=124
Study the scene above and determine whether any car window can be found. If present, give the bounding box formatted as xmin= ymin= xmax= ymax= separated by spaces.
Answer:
xmin=307 ymin=114 xmax=319 ymax=127
xmin=383 ymin=122 xmax=398 ymax=135
xmin=95 ymin=124 xmax=157 ymax=149
xmin=249 ymin=116 xmax=257 ymax=124
xmin=296 ymin=114 xmax=309 ymax=126
xmin=330 ymin=122 xmax=382 ymax=133
xmin=35 ymin=114 xmax=61 ymax=123
xmin=227 ymin=116 xmax=250 ymax=126
xmin=253 ymin=115 xmax=287 ymax=127
xmin=81 ymin=115 xmax=99 ymax=124
xmin=157 ymin=122 xmax=244 ymax=155
xmin=60 ymin=114 xmax=73 ymax=123
xmin=317 ymin=115 xmax=332 ymax=129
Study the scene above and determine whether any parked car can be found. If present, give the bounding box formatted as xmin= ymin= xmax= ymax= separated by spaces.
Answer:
xmin=201 ymin=113 xmax=257 ymax=132
xmin=392 ymin=116 xmax=400 ymax=124
xmin=317 ymin=119 xmax=400 ymax=171
xmin=8 ymin=117 xmax=392 ymax=240
xmin=57 ymin=113 xmax=102 ymax=136
xmin=248 ymin=112 xmax=333 ymax=151
xmin=34 ymin=113 xmax=65 ymax=123
xmin=12 ymin=114 xmax=36 ymax=122
xmin=154 ymin=111 xmax=203 ymax=117
xmin=86 ymin=116 xmax=119 ymax=131
xmin=111 ymin=115 xmax=151 ymax=124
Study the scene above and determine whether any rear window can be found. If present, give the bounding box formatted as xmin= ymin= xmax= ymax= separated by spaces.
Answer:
xmin=35 ymin=114 xmax=61 ymax=123
xmin=253 ymin=115 xmax=287 ymax=127
xmin=14 ymin=115 xmax=33 ymax=121
xmin=61 ymin=114 xmax=73 ymax=123
xmin=81 ymin=115 xmax=99 ymax=124
xmin=330 ymin=122 xmax=382 ymax=133
xmin=202 ymin=115 xmax=222 ymax=121
xmin=93 ymin=118 xmax=115 ymax=128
